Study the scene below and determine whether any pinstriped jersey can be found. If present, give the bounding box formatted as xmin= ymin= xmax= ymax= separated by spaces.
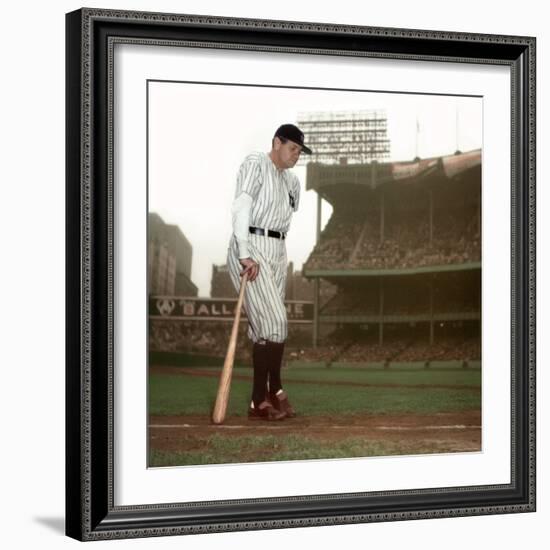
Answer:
xmin=234 ymin=151 xmax=300 ymax=233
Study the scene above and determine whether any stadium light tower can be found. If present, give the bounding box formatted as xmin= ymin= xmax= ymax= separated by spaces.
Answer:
xmin=296 ymin=110 xmax=390 ymax=165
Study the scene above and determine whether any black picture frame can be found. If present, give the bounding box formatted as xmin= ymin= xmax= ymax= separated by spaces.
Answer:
xmin=65 ymin=7 xmax=536 ymax=541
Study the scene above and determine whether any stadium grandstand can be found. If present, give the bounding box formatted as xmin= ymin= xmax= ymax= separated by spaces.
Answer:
xmin=302 ymin=145 xmax=481 ymax=366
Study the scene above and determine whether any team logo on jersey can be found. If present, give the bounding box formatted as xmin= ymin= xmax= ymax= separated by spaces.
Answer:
xmin=288 ymin=192 xmax=295 ymax=209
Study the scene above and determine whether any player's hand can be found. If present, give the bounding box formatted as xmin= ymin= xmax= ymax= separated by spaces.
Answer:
xmin=239 ymin=258 xmax=259 ymax=282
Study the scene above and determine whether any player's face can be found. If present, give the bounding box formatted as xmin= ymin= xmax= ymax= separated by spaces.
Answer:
xmin=278 ymin=139 xmax=303 ymax=168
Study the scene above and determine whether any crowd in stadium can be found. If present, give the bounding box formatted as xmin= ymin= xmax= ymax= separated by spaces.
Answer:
xmin=150 ymin=319 xmax=480 ymax=365
xmin=150 ymin=320 xmax=316 ymax=362
xmin=321 ymin=292 xmax=378 ymax=316
xmin=305 ymin=213 xmax=363 ymax=269
xmin=149 ymin=320 xmax=252 ymax=361
xmin=321 ymin=279 xmax=479 ymax=316
xmin=305 ymin=207 xmax=480 ymax=271
xmin=293 ymin=334 xmax=481 ymax=364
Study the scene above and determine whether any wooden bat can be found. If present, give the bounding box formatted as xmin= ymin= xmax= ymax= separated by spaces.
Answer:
xmin=211 ymin=272 xmax=248 ymax=425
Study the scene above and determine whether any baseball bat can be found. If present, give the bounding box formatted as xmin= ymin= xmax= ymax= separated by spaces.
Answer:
xmin=211 ymin=272 xmax=248 ymax=425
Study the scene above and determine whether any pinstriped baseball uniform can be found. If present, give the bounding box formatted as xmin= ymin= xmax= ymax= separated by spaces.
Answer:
xmin=227 ymin=151 xmax=300 ymax=344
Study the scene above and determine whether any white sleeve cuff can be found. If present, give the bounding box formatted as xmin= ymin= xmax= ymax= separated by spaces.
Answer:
xmin=236 ymin=240 xmax=250 ymax=259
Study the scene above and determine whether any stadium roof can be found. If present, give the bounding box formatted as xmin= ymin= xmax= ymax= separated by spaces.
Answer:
xmin=306 ymin=148 xmax=481 ymax=203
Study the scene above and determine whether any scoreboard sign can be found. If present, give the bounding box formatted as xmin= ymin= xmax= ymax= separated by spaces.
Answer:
xmin=149 ymin=296 xmax=313 ymax=323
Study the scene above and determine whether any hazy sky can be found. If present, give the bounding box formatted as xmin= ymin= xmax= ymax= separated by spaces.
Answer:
xmin=148 ymin=81 xmax=482 ymax=297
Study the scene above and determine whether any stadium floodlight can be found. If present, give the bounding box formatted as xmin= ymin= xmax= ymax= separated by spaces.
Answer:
xmin=296 ymin=110 xmax=390 ymax=165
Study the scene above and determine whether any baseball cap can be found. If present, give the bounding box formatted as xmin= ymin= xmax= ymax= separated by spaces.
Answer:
xmin=274 ymin=124 xmax=313 ymax=155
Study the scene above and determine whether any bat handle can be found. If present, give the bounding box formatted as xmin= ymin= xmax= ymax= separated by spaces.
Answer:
xmin=238 ymin=271 xmax=249 ymax=297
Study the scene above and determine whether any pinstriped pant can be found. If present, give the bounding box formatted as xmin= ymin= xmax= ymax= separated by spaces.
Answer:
xmin=227 ymin=234 xmax=288 ymax=344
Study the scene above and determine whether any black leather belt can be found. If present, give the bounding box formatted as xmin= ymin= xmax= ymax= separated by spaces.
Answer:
xmin=249 ymin=226 xmax=286 ymax=240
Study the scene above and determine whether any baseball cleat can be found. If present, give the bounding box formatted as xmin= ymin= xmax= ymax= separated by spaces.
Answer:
xmin=248 ymin=400 xmax=286 ymax=421
xmin=269 ymin=390 xmax=296 ymax=418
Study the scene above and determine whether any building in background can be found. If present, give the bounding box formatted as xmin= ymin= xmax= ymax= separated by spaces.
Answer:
xmin=211 ymin=260 xmax=334 ymax=303
xmin=210 ymin=264 xmax=235 ymax=298
xmin=148 ymin=212 xmax=198 ymax=296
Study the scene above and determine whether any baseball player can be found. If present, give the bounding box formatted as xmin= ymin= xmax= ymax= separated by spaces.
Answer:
xmin=227 ymin=124 xmax=312 ymax=420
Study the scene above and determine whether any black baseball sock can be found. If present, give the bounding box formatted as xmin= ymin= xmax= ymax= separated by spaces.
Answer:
xmin=266 ymin=341 xmax=285 ymax=394
xmin=251 ymin=341 xmax=269 ymax=407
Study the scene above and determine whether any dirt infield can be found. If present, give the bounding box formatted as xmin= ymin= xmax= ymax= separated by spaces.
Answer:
xmin=150 ymin=410 xmax=481 ymax=456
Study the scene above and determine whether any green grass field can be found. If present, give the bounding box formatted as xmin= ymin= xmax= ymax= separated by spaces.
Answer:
xmin=148 ymin=364 xmax=481 ymax=466
xmin=149 ymin=434 xmax=451 ymax=466
xmin=149 ymin=366 xmax=481 ymax=417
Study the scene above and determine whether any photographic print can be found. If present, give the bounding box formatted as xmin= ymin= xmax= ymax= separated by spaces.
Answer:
xmin=66 ymin=8 xmax=535 ymax=540
xmin=147 ymin=81 xmax=482 ymax=468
